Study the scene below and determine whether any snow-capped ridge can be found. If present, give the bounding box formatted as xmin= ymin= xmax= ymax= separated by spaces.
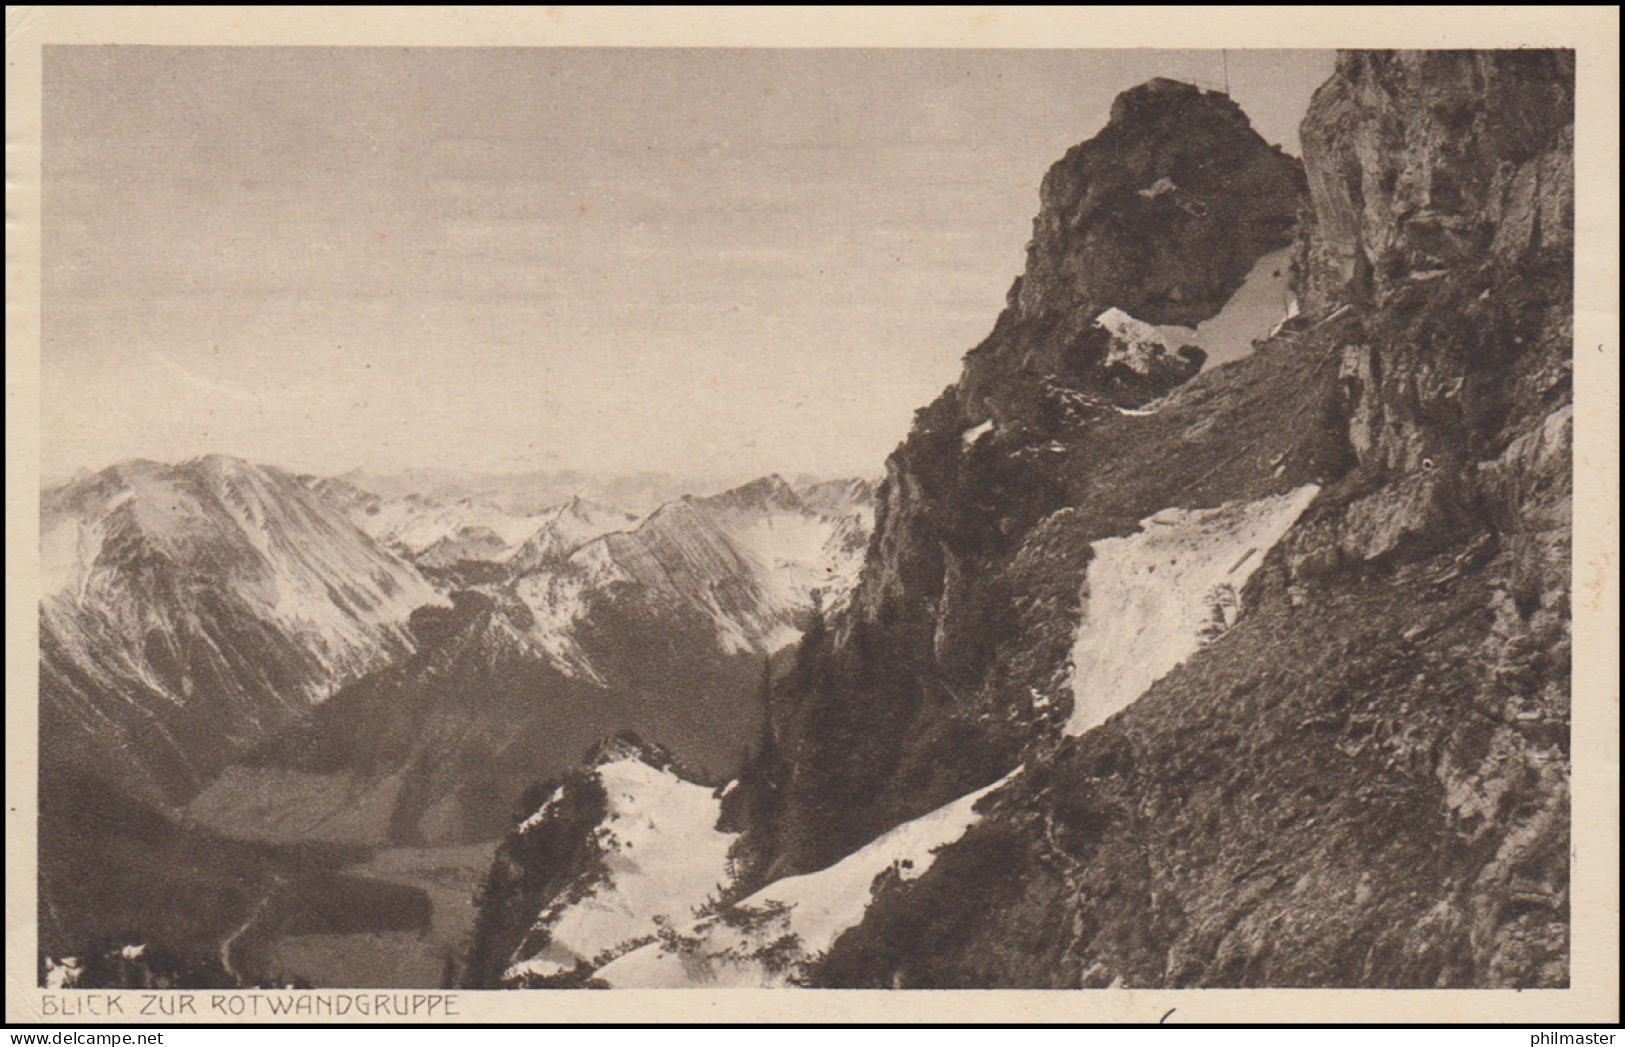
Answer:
xmin=505 ymin=497 xmax=642 ymax=573
xmin=502 ymin=745 xmax=739 ymax=985
xmin=793 ymin=477 xmax=878 ymax=517
xmin=592 ymin=769 xmax=1019 ymax=987
xmin=513 ymin=474 xmax=873 ymax=663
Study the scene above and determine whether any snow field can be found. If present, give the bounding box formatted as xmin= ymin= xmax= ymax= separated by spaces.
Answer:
xmin=1065 ymin=485 xmax=1320 ymax=735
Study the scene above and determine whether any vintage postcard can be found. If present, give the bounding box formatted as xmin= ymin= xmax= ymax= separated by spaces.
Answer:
xmin=6 ymin=7 xmax=1618 ymax=1026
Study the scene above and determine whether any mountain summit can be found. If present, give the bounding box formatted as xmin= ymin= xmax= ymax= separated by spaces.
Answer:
xmin=740 ymin=77 xmax=1313 ymax=876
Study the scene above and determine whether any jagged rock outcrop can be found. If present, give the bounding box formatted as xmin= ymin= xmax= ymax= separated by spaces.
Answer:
xmin=805 ymin=52 xmax=1572 ymax=989
xmin=737 ymin=78 xmax=1312 ymax=879
xmin=961 ymin=77 xmax=1306 ymax=426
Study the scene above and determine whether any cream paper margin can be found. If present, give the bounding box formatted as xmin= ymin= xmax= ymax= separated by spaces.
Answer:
xmin=4 ymin=5 xmax=1617 ymax=1026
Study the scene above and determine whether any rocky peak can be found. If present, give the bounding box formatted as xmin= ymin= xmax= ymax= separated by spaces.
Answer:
xmin=962 ymin=78 xmax=1306 ymax=426
xmin=1107 ymin=76 xmax=1246 ymax=127
xmin=704 ymin=474 xmax=807 ymax=516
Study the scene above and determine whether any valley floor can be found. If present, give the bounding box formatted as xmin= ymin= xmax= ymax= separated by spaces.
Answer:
xmin=261 ymin=843 xmax=497 ymax=989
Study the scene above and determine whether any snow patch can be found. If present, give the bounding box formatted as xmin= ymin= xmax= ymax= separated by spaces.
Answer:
xmin=505 ymin=954 xmax=572 ymax=981
xmin=43 ymin=957 xmax=81 ymax=989
xmin=1095 ymin=307 xmax=1195 ymax=376
xmin=1182 ymin=247 xmax=1295 ymax=367
xmin=1065 ymin=485 xmax=1320 ymax=735
xmin=961 ymin=420 xmax=995 ymax=447
xmin=1138 ymin=176 xmax=1177 ymax=199
xmin=1095 ymin=248 xmax=1298 ymax=377
xmin=517 ymin=786 xmax=567 ymax=834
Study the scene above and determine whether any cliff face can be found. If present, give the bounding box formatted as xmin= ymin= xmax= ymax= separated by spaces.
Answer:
xmin=1296 ymin=50 xmax=1574 ymax=313
xmin=809 ymin=52 xmax=1573 ymax=989
xmin=737 ymin=78 xmax=1311 ymax=879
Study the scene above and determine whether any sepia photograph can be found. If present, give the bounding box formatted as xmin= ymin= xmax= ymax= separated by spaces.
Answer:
xmin=7 ymin=6 xmax=1617 ymax=1027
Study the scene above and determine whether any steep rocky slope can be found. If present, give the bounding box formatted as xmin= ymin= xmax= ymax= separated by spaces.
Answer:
xmin=729 ymin=77 xmax=1314 ymax=880
xmin=805 ymin=52 xmax=1573 ymax=989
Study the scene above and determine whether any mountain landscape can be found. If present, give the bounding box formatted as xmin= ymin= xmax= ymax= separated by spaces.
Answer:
xmin=38 ymin=455 xmax=872 ymax=987
xmin=38 ymin=50 xmax=1577 ymax=994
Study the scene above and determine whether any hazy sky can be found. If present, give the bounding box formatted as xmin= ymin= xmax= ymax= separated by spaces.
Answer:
xmin=43 ymin=47 xmax=1334 ymax=483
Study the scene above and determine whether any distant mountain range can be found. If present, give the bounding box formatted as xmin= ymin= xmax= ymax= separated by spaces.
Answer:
xmin=327 ymin=467 xmax=733 ymax=518
xmin=205 ymin=469 xmax=874 ymax=847
xmin=40 ymin=455 xmax=875 ymax=877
